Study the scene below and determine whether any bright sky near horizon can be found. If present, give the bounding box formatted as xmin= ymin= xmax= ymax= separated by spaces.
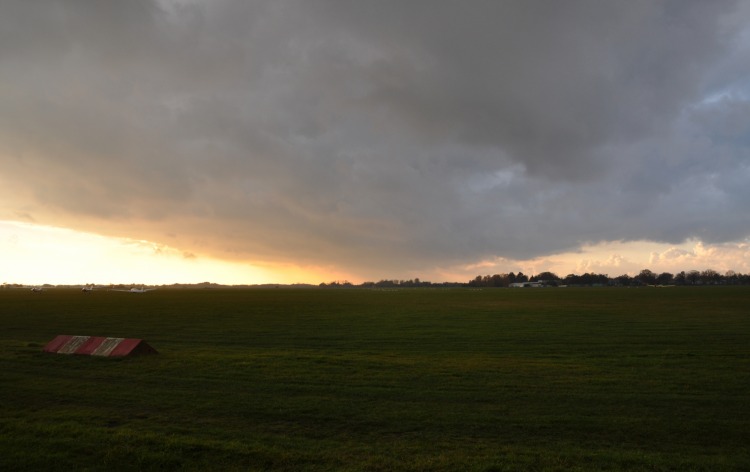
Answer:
xmin=2 ymin=1 xmax=750 ymax=285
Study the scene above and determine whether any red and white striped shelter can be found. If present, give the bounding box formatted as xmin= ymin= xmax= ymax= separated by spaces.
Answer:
xmin=43 ymin=335 xmax=158 ymax=357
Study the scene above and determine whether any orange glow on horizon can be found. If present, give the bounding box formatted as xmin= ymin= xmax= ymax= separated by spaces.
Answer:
xmin=2 ymin=220 xmax=749 ymax=286
xmin=0 ymin=220 xmax=320 ymax=286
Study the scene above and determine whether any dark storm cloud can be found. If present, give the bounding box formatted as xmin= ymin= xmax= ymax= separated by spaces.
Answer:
xmin=1 ymin=0 xmax=749 ymax=278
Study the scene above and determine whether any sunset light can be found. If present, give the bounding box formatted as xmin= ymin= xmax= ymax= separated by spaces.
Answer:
xmin=3 ymin=219 xmax=749 ymax=286
xmin=0 ymin=220 xmax=281 ymax=286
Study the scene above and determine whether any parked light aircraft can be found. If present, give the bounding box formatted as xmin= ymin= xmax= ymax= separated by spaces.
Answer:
xmin=111 ymin=287 xmax=156 ymax=293
xmin=81 ymin=286 xmax=94 ymax=293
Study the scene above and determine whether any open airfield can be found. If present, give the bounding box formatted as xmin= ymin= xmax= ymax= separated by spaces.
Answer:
xmin=1 ymin=287 xmax=749 ymax=471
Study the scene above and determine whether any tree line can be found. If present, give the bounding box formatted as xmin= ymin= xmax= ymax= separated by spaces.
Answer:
xmin=320 ymin=278 xmax=463 ymax=288
xmin=469 ymin=269 xmax=750 ymax=287
xmin=320 ymin=269 xmax=750 ymax=288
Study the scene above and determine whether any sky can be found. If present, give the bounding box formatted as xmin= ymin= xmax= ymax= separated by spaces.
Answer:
xmin=2 ymin=0 xmax=750 ymax=285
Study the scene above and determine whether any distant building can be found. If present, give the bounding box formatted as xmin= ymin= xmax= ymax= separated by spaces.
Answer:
xmin=509 ymin=281 xmax=544 ymax=288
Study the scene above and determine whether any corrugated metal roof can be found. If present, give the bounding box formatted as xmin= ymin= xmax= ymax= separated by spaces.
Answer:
xmin=91 ymin=337 xmax=124 ymax=356
xmin=43 ymin=335 xmax=157 ymax=356
xmin=56 ymin=335 xmax=90 ymax=354
xmin=43 ymin=334 xmax=74 ymax=353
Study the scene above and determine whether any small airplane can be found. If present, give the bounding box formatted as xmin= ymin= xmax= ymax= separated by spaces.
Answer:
xmin=30 ymin=287 xmax=45 ymax=292
xmin=81 ymin=286 xmax=95 ymax=293
xmin=111 ymin=287 xmax=157 ymax=293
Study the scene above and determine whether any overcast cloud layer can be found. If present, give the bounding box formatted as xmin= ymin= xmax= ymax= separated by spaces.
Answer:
xmin=2 ymin=0 xmax=750 ymax=279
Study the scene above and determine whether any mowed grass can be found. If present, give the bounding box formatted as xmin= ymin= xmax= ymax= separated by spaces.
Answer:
xmin=1 ymin=287 xmax=749 ymax=471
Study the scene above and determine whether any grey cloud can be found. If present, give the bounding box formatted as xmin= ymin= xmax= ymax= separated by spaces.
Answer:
xmin=312 ymin=0 xmax=739 ymax=178
xmin=1 ymin=0 xmax=749 ymax=279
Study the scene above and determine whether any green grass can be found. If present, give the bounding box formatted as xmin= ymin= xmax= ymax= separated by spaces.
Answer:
xmin=1 ymin=287 xmax=749 ymax=471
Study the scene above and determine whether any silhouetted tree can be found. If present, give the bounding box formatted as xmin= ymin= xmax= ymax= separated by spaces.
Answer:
xmin=700 ymin=269 xmax=721 ymax=285
xmin=464 ymin=268 xmax=750 ymax=288
xmin=488 ymin=274 xmax=504 ymax=287
xmin=635 ymin=269 xmax=657 ymax=286
xmin=614 ymin=274 xmax=633 ymax=286
xmin=686 ymin=270 xmax=701 ymax=285
xmin=656 ymin=272 xmax=674 ymax=285
xmin=531 ymin=271 xmax=560 ymax=283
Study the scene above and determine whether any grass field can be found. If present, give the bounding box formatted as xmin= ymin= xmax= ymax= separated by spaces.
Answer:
xmin=1 ymin=286 xmax=749 ymax=471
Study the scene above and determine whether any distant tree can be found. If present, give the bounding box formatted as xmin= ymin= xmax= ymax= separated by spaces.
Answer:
xmin=614 ymin=274 xmax=633 ymax=286
xmin=376 ymin=279 xmax=398 ymax=288
xmin=700 ymin=269 xmax=721 ymax=285
xmin=593 ymin=273 xmax=610 ymax=285
xmin=584 ymin=272 xmax=609 ymax=285
xmin=656 ymin=272 xmax=674 ymax=285
xmin=489 ymin=274 xmax=505 ymax=287
xmin=531 ymin=271 xmax=560 ymax=283
xmin=635 ymin=269 xmax=657 ymax=286
xmin=685 ymin=270 xmax=701 ymax=285
xmin=469 ymin=276 xmax=483 ymax=287
xmin=563 ymin=274 xmax=578 ymax=285
xmin=322 ymin=280 xmax=353 ymax=288
xmin=674 ymin=271 xmax=687 ymax=285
